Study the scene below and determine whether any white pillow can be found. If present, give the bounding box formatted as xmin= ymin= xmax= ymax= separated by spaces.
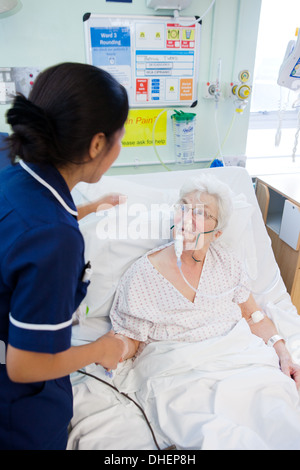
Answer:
xmin=73 ymin=176 xmax=168 ymax=208
xmin=221 ymin=194 xmax=257 ymax=282
xmin=80 ymin=208 xmax=171 ymax=318
xmin=74 ymin=176 xmax=256 ymax=319
xmin=75 ymin=176 xmax=172 ymax=318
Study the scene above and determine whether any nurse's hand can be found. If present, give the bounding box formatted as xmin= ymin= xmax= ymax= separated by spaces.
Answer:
xmin=77 ymin=193 xmax=127 ymax=220
xmin=7 ymin=331 xmax=133 ymax=383
xmin=94 ymin=330 xmax=127 ymax=371
xmin=95 ymin=193 xmax=127 ymax=211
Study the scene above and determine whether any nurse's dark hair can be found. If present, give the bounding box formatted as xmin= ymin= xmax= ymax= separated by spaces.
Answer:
xmin=5 ymin=62 xmax=129 ymax=166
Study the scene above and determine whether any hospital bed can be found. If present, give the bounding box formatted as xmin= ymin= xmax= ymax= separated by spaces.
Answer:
xmin=68 ymin=166 xmax=300 ymax=450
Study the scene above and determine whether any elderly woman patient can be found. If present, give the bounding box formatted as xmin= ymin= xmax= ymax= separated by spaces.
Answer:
xmin=109 ymin=174 xmax=300 ymax=450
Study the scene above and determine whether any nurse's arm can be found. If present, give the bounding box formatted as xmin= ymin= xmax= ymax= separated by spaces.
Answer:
xmin=6 ymin=330 xmax=128 ymax=383
xmin=77 ymin=193 xmax=127 ymax=220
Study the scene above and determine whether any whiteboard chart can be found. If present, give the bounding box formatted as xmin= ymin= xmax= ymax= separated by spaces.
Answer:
xmin=83 ymin=13 xmax=201 ymax=108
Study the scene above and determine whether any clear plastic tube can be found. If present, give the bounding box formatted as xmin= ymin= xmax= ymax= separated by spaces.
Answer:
xmin=174 ymin=237 xmax=281 ymax=298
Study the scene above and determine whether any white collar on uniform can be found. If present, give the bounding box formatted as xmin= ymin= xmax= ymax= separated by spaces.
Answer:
xmin=19 ymin=160 xmax=78 ymax=217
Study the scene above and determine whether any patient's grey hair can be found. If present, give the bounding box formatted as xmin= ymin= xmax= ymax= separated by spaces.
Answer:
xmin=179 ymin=174 xmax=233 ymax=231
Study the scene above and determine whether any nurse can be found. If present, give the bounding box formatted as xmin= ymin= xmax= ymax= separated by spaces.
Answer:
xmin=0 ymin=62 xmax=129 ymax=450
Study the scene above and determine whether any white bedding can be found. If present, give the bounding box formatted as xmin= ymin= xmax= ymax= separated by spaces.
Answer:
xmin=68 ymin=167 xmax=300 ymax=451
xmin=115 ymin=319 xmax=300 ymax=450
xmin=68 ymin=319 xmax=300 ymax=450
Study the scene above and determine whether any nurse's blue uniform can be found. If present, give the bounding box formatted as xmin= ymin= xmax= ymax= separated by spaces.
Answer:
xmin=0 ymin=161 xmax=89 ymax=449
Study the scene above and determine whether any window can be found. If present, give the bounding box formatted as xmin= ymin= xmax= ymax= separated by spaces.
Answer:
xmin=246 ymin=0 xmax=300 ymax=161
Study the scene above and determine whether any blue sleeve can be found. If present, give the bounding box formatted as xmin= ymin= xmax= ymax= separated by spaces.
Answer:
xmin=3 ymin=223 xmax=86 ymax=354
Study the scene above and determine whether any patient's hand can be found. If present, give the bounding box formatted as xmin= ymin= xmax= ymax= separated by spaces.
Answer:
xmin=94 ymin=330 xmax=127 ymax=371
xmin=275 ymin=341 xmax=300 ymax=389
xmin=114 ymin=334 xmax=140 ymax=362
xmin=279 ymin=355 xmax=300 ymax=390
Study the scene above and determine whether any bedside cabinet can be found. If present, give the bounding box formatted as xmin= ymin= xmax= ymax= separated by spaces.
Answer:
xmin=255 ymin=174 xmax=300 ymax=313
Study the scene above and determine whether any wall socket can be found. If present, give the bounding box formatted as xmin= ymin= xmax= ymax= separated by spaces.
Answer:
xmin=0 ymin=67 xmax=40 ymax=104
xmin=223 ymin=155 xmax=247 ymax=167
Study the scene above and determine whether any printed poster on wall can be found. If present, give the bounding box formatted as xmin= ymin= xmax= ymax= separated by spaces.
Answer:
xmin=84 ymin=13 xmax=201 ymax=108
xmin=122 ymin=108 xmax=167 ymax=147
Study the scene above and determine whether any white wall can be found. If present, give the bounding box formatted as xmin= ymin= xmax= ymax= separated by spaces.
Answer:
xmin=0 ymin=0 xmax=262 ymax=174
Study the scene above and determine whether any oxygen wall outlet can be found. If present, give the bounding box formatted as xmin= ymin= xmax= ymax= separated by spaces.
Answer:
xmin=203 ymin=82 xmax=223 ymax=100
xmin=203 ymin=82 xmax=233 ymax=100
xmin=204 ymin=82 xmax=217 ymax=99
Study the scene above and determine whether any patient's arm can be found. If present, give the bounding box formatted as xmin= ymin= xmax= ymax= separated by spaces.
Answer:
xmin=240 ymin=294 xmax=300 ymax=389
xmin=240 ymin=294 xmax=279 ymax=343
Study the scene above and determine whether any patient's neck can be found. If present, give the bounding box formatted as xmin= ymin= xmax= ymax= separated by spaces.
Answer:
xmin=181 ymin=247 xmax=208 ymax=267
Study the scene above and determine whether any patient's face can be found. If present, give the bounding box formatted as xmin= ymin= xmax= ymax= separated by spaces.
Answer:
xmin=174 ymin=191 xmax=219 ymax=250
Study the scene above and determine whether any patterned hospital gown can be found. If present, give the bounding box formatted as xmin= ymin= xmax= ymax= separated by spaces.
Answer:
xmin=110 ymin=242 xmax=250 ymax=346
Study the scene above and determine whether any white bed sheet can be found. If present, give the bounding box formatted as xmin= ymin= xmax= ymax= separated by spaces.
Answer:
xmin=68 ymin=167 xmax=300 ymax=451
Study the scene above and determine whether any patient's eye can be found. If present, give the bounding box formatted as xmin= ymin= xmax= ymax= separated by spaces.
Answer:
xmin=179 ymin=203 xmax=191 ymax=213
xmin=192 ymin=207 xmax=206 ymax=218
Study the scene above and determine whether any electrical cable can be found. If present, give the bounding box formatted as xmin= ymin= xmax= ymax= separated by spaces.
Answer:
xmin=214 ymin=101 xmax=225 ymax=166
xmin=152 ymin=108 xmax=197 ymax=170
xmin=231 ymin=0 xmax=241 ymax=83
xmin=77 ymin=369 xmax=162 ymax=451
xmin=213 ymin=58 xmax=223 ymax=166
xmin=292 ymin=106 xmax=300 ymax=162
xmin=150 ymin=2 xmax=228 ymax=171
xmin=173 ymin=0 xmax=216 ymax=26
xmin=207 ymin=111 xmax=236 ymax=167
xmin=275 ymin=87 xmax=287 ymax=147
xmin=152 ymin=108 xmax=172 ymax=171
xmin=207 ymin=1 xmax=216 ymax=83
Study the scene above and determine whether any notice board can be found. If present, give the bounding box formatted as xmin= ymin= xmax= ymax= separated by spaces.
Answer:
xmin=83 ymin=13 xmax=201 ymax=108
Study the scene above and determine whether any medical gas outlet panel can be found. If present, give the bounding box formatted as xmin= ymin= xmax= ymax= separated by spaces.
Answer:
xmin=84 ymin=14 xmax=201 ymax=108
xmin=203 ymin=69 xmax=252 ymax=112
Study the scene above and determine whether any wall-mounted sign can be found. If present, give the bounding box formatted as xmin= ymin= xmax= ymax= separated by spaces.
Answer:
xmin=83 ymin=13 xmax=201 ymax=108
xmin=122 ymin=108 xmax=167 ymax=147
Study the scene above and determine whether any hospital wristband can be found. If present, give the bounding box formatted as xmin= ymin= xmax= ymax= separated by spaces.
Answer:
xmin=267 ymin=335 xmax=285 ymax=348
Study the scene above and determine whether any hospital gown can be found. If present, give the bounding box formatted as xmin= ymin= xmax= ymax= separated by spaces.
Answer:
xmin=110 ymin=242 xmax=300 ymax=450
xmin=110 ymin=241 xmax=250 ymax=346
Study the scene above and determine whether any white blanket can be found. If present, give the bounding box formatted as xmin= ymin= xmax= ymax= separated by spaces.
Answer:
xmin=68 ymin=319 xmax=300 ymax=450
xmin=112 ymin=319 xmax=300 ymax=450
